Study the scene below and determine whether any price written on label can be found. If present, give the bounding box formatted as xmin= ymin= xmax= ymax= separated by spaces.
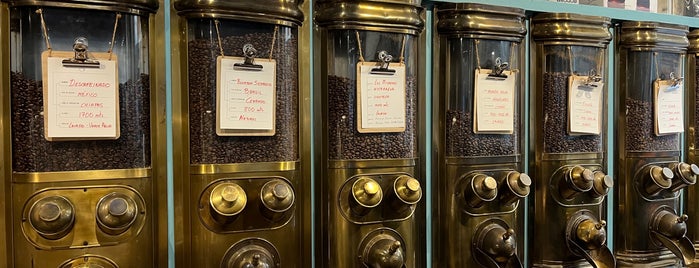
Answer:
xmin=655 ymin=80 xmax=684 ymax=135
xmin=217 ymin=57 xmax=276 ymax=134
xmin=474 ymin=70 xmax=515 ymax=133
xmin=45 ymin=55 xmax=119 ymax=139
xmin=357 ymin=63 xmax=406 ymax=132
xmin=568 ymin=75 xmax=603 ymax=135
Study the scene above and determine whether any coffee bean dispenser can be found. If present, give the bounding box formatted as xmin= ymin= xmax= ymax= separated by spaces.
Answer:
xmin=615 ymin=22 xmax=696 ymax=267
xmin=1 ymin=0 xmax=164 ymax=266
xmin=432 ymin=4 xmax=527 ymax=267
xmin=529 ymin=14 xmax=614 ymax=268
xmin=314 ymin=0 xmax=424 ymax=266
xmin=687 ymin=29 xmax=699 ymax=263
xmin=173 ymin=0 xmax=307 ymax=267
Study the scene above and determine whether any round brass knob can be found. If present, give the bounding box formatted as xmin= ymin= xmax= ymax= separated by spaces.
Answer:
xmin=261 ymin=180 xmax=295 ymax=213
xmin=653 ymin=210 xmax=688 ymax=240
xmin=645 ymin=166 xmax=673 ymax=196
xmin=210 ymin=183 xmax=247 ymax=217
xmin=96 ymin=192 xmax=138 ymax=235
xmin=501 ymin=172 xmax=531 ymax=206
xmin=466 ymin=174 xmax=498 ymax=208
xmin=576 ymin=219 xmax=607 ymax=250
xmin=362 ymin=234 xmax=405 ymax=268
xmin=223 ymin=244 xmax=276 ymax=268
xmin=352 ymin=177 xmax=383 ymax=209
xmin=28 ymin=196 xmax=75 ymax=240
xmin=669 ymin=162 xmax=698 ymax=192
xmin=561 ymin=166 xmax=594 ymax=199
xmin=393 ymin=175 xmax=422 ymax=205
xmin=591 ymin=171 xmax=613 ymax=198
xmin=475 ymin=222 xmax=517 ymax=264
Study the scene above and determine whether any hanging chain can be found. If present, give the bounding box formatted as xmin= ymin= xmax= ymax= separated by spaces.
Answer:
xmin=355 ymin=30 xmax=365 ymax=62
xmin=269 ymin=26 xmax=278 ymax=60
xmin=108 ymin=13 xmax=122 ymax=60
xmin=36 ymin=9 xmax=52 ymax=55
xmin=214 ymin=20 xmax=225 ymax=57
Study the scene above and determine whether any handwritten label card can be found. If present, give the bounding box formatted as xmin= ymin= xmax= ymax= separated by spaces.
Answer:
xmin=356 ymin=62 xmax=406 ymax=133
xmin=216 ymin=56 xmax=276 ymax=136
xmin=473 ymin=70 xmax=515 ymax=133
xmin=42 ymin=51 xmax=119 ymax=140
xmin=568 ymin=75 xmax=603 ymax=135
xmin=654 ymin=79 xmax=684 ymax=135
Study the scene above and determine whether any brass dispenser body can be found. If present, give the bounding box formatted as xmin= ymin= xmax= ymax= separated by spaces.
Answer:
xmin=173 ymin=0 xmax=310 ymax=267
xmin=615 ymin=22 xmax=696 ymax=267
xmin=433 ymin=4 xmax=527 ymax=268
xmin=314 ymin=0 xmax=425 ymax=267
xmin=0 ymin=0 xmax=166 ymax=266
xmin=529 ymin=14 xmax=615 ymax=268
xmin=687 ymin=29 xmax=699 ymax=261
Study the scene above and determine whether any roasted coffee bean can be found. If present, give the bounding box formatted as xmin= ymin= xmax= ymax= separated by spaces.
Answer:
xmin=327 ymin=75 xmax=417 ymax=160
xmin=543 ymin=72 xmax=602 ymax=153
xmin=445 ymin=110 xmax=516 ymax=157
xmin=188 ymin=31 xmax=298 ymax=164
xmin=11 ymin=72 xmax=151 ymax=172
xmin=625 ymin=98 xmax=678 ymax=151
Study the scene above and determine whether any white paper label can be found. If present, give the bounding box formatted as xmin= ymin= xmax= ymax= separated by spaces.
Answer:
xmin=568 ymin=75 xmax=604 ymax=135
xmin=216 ymin=57 xmax=276 ymax=135
xmin=45 ymin=55 xmax=119 ymax=139
xmin=357 ymin=63 xmax=406 ymax=133
xmin=473 ymin=70 xmax=515 ymax=133
xmin=655 ymin=80 xmax=684 ymax=135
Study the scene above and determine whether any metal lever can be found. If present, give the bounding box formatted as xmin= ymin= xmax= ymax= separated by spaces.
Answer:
xmin=370 ymin=51 xmax=396 ymax=75
xmin=234 ymin=44 xmax=263 ymax=71
xmin=566 ymin=236 xmax=616 ymax=268
xmin=650 ymin=231 xmax=695 ymax=266
xmin=62 ymin=37 xmax=100 ymax=68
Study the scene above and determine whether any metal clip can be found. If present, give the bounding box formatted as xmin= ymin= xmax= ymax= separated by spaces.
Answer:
xmin=666 ymin=72 xmax=683 ymax=91
xmin=370 ymin=51 xmax=396 ymax=75
xmin=62 ymin=37 xmax=100 ymax=68
xmin=233 ymin=44 xmax=263 ymax=71
xmin=486 ymin=57 xmax=509 ymax=81
xmin=576 ymin=69 xmax=602 ymax=97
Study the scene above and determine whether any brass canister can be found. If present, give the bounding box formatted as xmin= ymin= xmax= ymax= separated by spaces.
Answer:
xmin=314 ymin=0 xmax=424 ymax=266
xmin=1 ymin=0 xmax=164 ymax=266
xmin=615 ymin=22 xmax=695 ymax=267
xmin=530 ymin=13 xmax=614 ymax=268
xmin=173 ymin=0 xmax=308 ymax=267
xmin=685 ymin=29 xmax=699 ymax=263
xmin=434 ymin=4 xmax=527 ymax=267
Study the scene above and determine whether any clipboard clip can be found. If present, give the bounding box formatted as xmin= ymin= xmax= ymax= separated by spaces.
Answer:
xmin=370 ymin=51 xmax=396 ymax=75
xmin=486 ymin=57 xmax=509 ymax=81
xmin=62 ymin=37 xmax=100 ymax=68
xmin=234 ymin=44 xmax=263 ymax=71
xmin=577 ymin=69 xmax=603 ymax=92
xmin=665 ymin=72 xmax=683 ymax=92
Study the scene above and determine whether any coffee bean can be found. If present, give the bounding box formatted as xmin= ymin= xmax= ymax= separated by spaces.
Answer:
xmin=445 ymin=110 xmax=517 ymax=157
xmin=10 ymin=72 xmax=151 ymax=172
xmin=188 ymin=30 xmax=298 ymax=164
xmin=625 ymin=98 xmax=678 ymax=151
xmin=543 ymin=72 xmax=602 ymax=153
xmin=327 ymin=75 xmax=417 ymax=160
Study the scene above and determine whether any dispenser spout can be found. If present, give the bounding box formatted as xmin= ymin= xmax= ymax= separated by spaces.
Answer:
xmin=651 ymin=231 xmax=696 ymax=266
xmin=567 ymin=236 xmax=616 ymax=268
xmin=650 ymin=208 xmax=697 ymax=266
xmin=566 ymin=211 xmax=616 ymax=268
xmin=474 ymin=221 xmax=523 ymax=268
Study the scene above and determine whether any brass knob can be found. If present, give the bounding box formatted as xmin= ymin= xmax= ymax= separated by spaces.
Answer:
xmin=576 ymin=219 xmax=607 ymax=250
xmin=261 ymin=179 xmax=295 ymax=213
xmin=668 ymin=162 xmax=698 ymax=192
xmin=393 ymin=175 xmax=422 ymax=205
xmin=223 ymin=244 xmax=276 ymax=268
xmin=645 ymin=166 xmax=673 ymax=196
xmin=466 ymin=174 xmax=498 ymax=208
xmin=363 ymin=236 xmax=405 ymax=268
xmin=561 ymin=166 xmax=594 ymax=199
xmin=478 ymin=224 xmax=517 ymax=263
xmin=96 ymin=192 xmax=138 ymax=235
xmin=500 ymin=172 xmax=531 ymax=206
xmin=591 ymin=171 xmax=613 ymax=198
xmin=28 ymin=196 xmax=75 ymax=240
xmin=210 ymin=183 xmax=247 ymax=217
xmin=350 ymin=177 xmax=383 ymax=216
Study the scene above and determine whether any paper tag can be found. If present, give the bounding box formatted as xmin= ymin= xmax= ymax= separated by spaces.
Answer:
xmin=568 ymin=75 xmax=604 ymax=135
xmin=473 ymin=69 xmax=515 ymax=134
xmin=654 ymin=79 xmax=684 ymax=135
xmin=216 ymin=56 xmax=276 ymax=136
xmin=42 ymin=51 xmax=119 ymax=140
xmin=356 ymin=62 xmax=406 ymax=133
